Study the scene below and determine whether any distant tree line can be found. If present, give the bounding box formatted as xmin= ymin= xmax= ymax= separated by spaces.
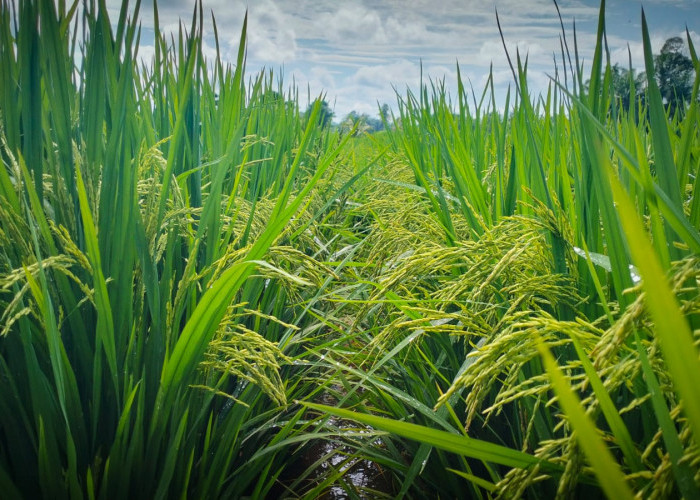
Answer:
xmin=606 ymin=36 xmax=696 ymax=118
xmin=303 ymin=100 xmax=392 ymax=134
xmin=303 ymin=99 xmax=335 ymax=129
xmin=305 ymin=36 xmax=696 ymax=133
xmin=339 ymin=104 xmax=391 ymax=135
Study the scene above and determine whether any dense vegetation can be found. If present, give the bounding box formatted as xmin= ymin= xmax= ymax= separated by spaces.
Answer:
xmin=0 ymin=0 xmax=699 ymax=498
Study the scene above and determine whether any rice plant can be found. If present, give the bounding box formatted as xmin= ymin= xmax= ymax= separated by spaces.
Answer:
xmin=308 ymin=1 xmax=700 ymax=498
xmin=1 ymin=0 xmax=699 ymax=498
xmin=0 ymin=0 xmax=353 ymax=497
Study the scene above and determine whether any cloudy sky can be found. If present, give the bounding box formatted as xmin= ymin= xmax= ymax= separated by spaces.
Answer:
xmin=109 ymin=0 xmax=698 ymax=120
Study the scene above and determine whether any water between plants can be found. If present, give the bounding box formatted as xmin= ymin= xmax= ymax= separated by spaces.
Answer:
xmin=276 ymin=391 xmax=395 ymax=499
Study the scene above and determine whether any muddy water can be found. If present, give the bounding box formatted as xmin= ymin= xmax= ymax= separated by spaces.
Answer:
xmin=298 ymin=429 xmax=394 ymax=499
xmin=275 ymin=391 xmax=395 ymax=498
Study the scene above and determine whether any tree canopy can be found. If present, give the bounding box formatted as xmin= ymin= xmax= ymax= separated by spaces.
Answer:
xmin=609 ymin=63 xmax=646 ymax=112
xmin=305 ymin=99 xmax=335 ymax=128
xmin=605 ymin=36 xmax=696 ymax=118
xmin=654 ymin=36 xmax=695 ymax=117
xmin=340 ymin=104 xmax=392 ymax=135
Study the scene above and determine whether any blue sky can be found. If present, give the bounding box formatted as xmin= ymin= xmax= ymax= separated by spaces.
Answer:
xmin=109 ymin=0 xmax=699 ymax=119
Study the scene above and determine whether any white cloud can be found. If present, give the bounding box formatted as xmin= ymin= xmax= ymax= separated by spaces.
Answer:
xmin=609 ymin=30 xmax=700 ymax=69
xmin=351 ymin=60 xmax=421 ymax=88
xmin=235 ymin=1 xmax=298 ymax=62
xmin=478 ymin=39 xmax=545 ymax=65
xmin=317 ymin=5 xmax=386 ymax=44
xmin=98 ymin=0 xmax=697 ymax=118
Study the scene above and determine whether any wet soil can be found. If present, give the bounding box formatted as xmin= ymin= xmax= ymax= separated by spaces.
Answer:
xmin=274 ymin=392 xmax=396 ymax=499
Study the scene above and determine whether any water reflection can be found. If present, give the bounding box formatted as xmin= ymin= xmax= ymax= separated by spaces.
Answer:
xmin=276 ymin=390 xmax=395 ymax=498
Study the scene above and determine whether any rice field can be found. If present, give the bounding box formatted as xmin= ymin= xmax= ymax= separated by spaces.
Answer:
xmin=0 ymin=0 xmax=699 ymax=498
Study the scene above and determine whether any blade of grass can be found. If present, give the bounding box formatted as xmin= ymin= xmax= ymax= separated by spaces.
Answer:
xmin=302 ymin=402 xmax=563 ymax=473
xmin=606 ymin=156 xmax=700 ymax=456
xmin=536 ymin=340 xmax=633 ymax=499
xmin=568 ymin=335 xmax=642 ymax=472
xmin=634 ymin=331 xmax=700 ymax=499
xmin=75 ymin=159 xmax=119 ymax=399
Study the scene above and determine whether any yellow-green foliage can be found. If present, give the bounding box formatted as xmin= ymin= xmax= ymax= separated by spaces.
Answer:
xmin=1 ymin=0 xmax=699 ymax=498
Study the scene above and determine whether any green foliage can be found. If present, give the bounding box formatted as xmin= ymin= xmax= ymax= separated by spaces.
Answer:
xmin=298 ymin=1 xmax=700 ymax=498
xmin=610 ymin=63 xmax=647 ymax=113
xmin=0 ymin=0 xmax=350 ymax=497
xmin=305 ymin=98 xmax=335 ymax=129
xmin=1 ymin=0 xmax=699 ymax=498
xmin=339 ymin=108 xmax=389 ymax=135
xmin=655 ymin=36 xmax=695 ymax=117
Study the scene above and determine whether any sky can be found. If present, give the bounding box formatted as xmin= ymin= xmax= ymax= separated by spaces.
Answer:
xmin=107 ymin=0 xmax=699 ymax=120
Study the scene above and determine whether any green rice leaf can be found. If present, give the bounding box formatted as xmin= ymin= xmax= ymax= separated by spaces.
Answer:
xmin=607 ymin=163 xmax=700 ymax=461
xmin=75 ymin=159 xmax=119 ymax=397
xmin=635 ymin=332 xmax=700 ymax=499
xmin=302 ymin=402 xmax=563 ymax=473
xmin=536 ymin=340 xmax=633 ymax=499
xmin=569 ymin=336 xmax=642 ymax=472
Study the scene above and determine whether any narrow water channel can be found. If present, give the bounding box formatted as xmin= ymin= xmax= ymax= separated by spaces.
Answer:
xmin=275 ymin=390 xmax=396 ymax=498
xmin=299 ymin=428 xmax=394 ymax=499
